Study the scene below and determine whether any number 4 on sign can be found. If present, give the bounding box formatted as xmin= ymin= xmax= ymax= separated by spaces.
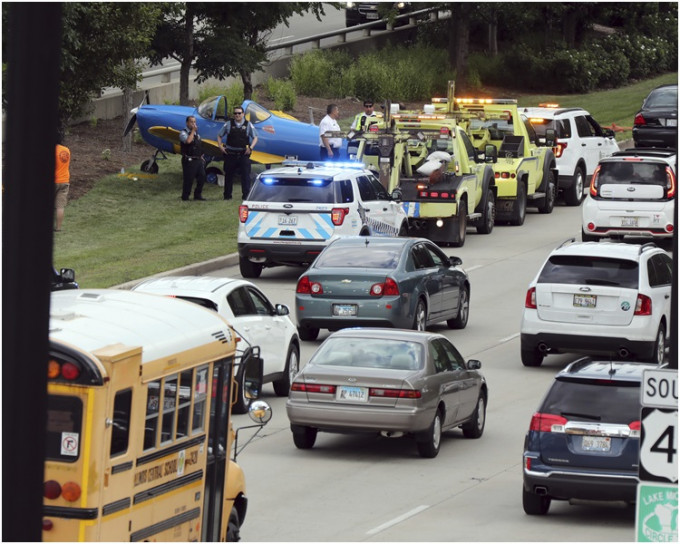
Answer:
xmin=640 ymin=408 xmax=678 ymax=483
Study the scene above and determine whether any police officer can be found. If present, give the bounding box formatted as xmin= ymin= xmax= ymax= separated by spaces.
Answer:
xmin=351 ymin=100 xmax=378 ymax=131
xmin=179 ymin=116 xmax=206 ymax=201
xmin=217 ymin=107 xmax=258 ymax=200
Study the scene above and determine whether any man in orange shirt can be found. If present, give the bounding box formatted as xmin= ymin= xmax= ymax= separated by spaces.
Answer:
xmin=54 ymin=139 xmax=71 ymax=232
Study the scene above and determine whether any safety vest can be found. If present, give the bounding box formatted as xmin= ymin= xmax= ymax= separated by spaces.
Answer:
xmin=180 ymin=130 xmax=201 ymax=157
xmin=226 ymin=121 xmax=249 ymax=150
xmin=352 ymin=112 xmax=377 ymax=131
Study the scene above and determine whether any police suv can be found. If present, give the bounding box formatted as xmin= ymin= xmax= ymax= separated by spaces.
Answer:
xmin=237 ymin=161 xmax=408 ymax=278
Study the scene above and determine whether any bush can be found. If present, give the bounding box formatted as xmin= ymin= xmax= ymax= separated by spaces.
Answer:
xmin=266 ymin=77 xmax=297 ymax=111
xmin=290 ymin=49 xmax=354 ymax=97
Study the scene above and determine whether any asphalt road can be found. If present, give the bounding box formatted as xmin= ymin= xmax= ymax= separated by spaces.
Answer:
xmin=199 ymin=199 xmax=641 ymax=542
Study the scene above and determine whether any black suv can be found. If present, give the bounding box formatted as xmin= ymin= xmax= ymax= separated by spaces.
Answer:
xmin=522 ymin=358 xmax=658 ymax=515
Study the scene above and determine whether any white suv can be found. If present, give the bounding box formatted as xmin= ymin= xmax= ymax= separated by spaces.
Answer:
xmin=523 ymin=105 xmax=619 ymax=206
xmin=582 ymin=148 xmax=676 ymax=244
xmin=237 ymin=161 xmax=408 ymax=278
xmin=520 ymin=240 xmax=672 ymax=367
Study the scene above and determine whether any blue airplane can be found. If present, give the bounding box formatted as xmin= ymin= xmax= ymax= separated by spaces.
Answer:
xmin=124 ymin=95 xmax=345 ymax=181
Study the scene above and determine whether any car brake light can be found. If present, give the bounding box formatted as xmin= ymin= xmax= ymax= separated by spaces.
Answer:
xmin=553 ymin=140 xmax=567 ymax=158
xmin=238 ymin=205 xmax=249 ymax=223
xmin=331 ymin=207 xmax=349 ymax=226
xmin=525 ymin=287 xmax=536 ymax=309
xmin=290 ymin=383 xmax=336 ymax=394
xmin=634 ymin=113 xmax=646 ymax=127
xmin=529 ymin=412 xmax=567 ymax=433
xmin=296 ymin=276 xmax=323 ymax=295
xmin=369 ymin=388 xmax=421 ymax=398
xmin=370 ymin=277 xmax=400 ymax=296
xmin=634 ymin=294 xmax=652 ymax=316
xmin=629 ymin=420 xmax=641 ymax=437
xmin=44 ymin=480 xmax=62 ymax=500
xmin=666 ymin=166 xmax=676 ymax=198
xmin=590 ymin=165 xmax=601 ymax=197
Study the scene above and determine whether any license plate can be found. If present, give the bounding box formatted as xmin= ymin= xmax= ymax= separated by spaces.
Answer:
xmin=332 ymin=304 xmax=357 ymax=317
xmin=621 ymin=216 xmax=639 ymax=227
xmin=573 ymin=294 xmax=597 ymax=308
xmin=366 ymin=12 xmax=379 ymax=19
xmin=278 ymin=215 xmax=298 ymax=226
xmin=337 ymin=386 xmax=368 ymax=403
xmin=582 ymin=435 xmax=611 ymax=452
xmin=667 ymin=119 xmax=677 ymax=127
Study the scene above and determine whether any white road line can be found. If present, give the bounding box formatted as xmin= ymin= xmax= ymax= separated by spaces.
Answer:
xmin=499 ymin=332 xmax=520 ymax=343
xmin=465 ymin=264 xmax=482 ymax=272
xmin=366 ymin=505 xmax=430 ymax=536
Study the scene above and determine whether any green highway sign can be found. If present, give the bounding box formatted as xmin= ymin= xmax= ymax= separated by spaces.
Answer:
xmin=636 ymin=482 xmax=678 ymax=542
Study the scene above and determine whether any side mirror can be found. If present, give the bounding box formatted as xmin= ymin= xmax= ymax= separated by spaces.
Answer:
xmin=484 ymin=144 xmax=497 ymax=164
xmin=390 ymin=188 xmax=403 ymax=201
xmin=449 ymin=256 xmax=463 ymax=267
xmin=60 ymin=268 xmax=76 ymax=282
xmin=243 ymin=350 xmax=263 ymax=400
xmin=275 ymin=303 xmax=290 ymax=316
xmin=248 ymin=400 xmax=272 ymax=425
xmin=544 ymin=129 xmax=556 ymax=148
xmin=603 ymin=128 xmax=615 ymax=139
xmin=466 ymin=359 xmax=482 ymax=370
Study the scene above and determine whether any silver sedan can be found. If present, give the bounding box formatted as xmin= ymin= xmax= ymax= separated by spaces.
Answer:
xmin=286 ymin=328 xmax=488 ymax=458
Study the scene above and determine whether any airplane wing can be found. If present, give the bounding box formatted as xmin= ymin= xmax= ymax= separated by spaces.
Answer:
xmin=149 ymin=126 xmax=287 ymax=165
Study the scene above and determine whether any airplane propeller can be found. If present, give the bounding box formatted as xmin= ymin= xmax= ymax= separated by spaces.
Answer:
xmin=123 ymin=91 xmax=150 ymax=137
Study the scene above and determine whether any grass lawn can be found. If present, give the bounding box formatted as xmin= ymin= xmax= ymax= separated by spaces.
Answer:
xmin=54 ymin=73 xmax=677 ymax=287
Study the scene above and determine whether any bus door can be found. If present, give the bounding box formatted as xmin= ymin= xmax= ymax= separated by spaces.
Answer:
xmin=202 ymin=358 xmax=233 ymax=541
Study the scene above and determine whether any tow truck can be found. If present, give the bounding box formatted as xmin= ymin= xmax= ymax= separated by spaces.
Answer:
xmin=453 ymin=97 xmax=558 ymax=225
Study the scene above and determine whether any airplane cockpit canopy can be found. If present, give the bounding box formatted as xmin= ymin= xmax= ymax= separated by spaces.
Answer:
xmin=197 ymin=96 xmax=228 ymax=122
xmin=245 ymin=102 xmax=272 ymax=124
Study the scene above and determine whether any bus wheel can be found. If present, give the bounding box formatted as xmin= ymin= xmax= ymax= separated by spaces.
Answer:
xmin=226 ymin=507 xmax=241 ymax=541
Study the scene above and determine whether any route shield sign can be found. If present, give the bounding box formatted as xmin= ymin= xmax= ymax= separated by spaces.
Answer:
xmin=636 ymin=482 xmax=678 ymax=542
xmin=640 ymin=408 xmax=678 ymax=483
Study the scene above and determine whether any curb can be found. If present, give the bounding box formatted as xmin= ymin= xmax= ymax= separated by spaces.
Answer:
xmin=115 ymin=253 xmax=240 ymax=290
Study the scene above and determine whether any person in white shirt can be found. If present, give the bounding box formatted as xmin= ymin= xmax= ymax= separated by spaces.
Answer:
xmin=351 ymin=100 xmax=378 ymax=131
xmin=319 ymin=104 xmax=342 ymax=161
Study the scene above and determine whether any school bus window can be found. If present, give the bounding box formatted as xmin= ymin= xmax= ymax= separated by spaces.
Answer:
xmin=176 ymin=369 xmax=192 ymax=439
xmin=144 ymin=380 xmax=160 ymax=450
xmin=46 ymin=395 xmax=82 ymax=462
xmin=161 ymin=375 xmax=178 ymax=444
xmin=192 ymin=365 xmax=209 ymax=434
xmin=110 ymin=389 xmax=132 ymax=457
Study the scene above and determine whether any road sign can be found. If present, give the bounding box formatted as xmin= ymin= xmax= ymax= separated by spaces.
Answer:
xmin=636 ymin=482 xmax=678 ymax=542
xmin=640 ymin=408 xmax=678 ymax=483
xmin=641 ymin=369 xmax=678 ymax=409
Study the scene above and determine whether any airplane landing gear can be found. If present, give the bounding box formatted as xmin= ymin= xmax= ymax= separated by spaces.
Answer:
xmin=140 ymin=149 xmax=167 ymax=174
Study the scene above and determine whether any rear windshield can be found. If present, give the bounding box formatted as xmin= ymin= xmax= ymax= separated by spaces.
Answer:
xmin=538 ymin=255 xmax=639 ymax=289
xmin=248 ymin=177 xmax=353 ymax=203
xmin=46 ymin=395 xmax=83 ymax=462
xmin=315 ymin=245 xmax=402 ymax=269
xmin=645 ymin=86 xmax=678 ymax=108
xmin=541 ymin=380 xmax=640 ymax=424
xmin=530 ymin=118 xmax=572 ymax=139
xmin=597 ymin=161 xmax=668 ymax=186
xmin=311 ymin=337 xmax=424 ymax=370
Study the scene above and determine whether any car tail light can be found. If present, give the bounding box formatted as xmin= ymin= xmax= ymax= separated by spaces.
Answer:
xmin=629 ymin=420 xmax=641 ymax=437
xmin=553 ymin=140 xmax=567 ymax=158
xmin=494 ymin=171 xmax=516 ymax=179
xmin=529 ymin=412 xmax=567 ymax=433
xmin=369 ymin=388 xmax=421 ymax=398
xmin=290 ymin=383 xmax=336 ymax=394
xmin=525 ymin=287 xmax=536 ymax=309
xmin=44 ymin=480 xmax=62 ymax=500
xmin=634 ymin=294 xmax=652 ymax=316
xmin=43 ymin=480 xmax=81 ymax=502
xmin=666 ymin=224 xmax=674 ymax=233
xmin=634 ymin=113 xmax=646 ymax=127
xmin=590 ymin=165 xmax=601 ymax=197
xmin=586 ymin=222 xmax=596 ymax=232
xmin=42 ymin=519 xmax=54 ymax=531
xmin=370 ymin=277 xmax=399 ymax=296
xmin=296 ymin=276 xmax=323 ymax=295
xmin=331 ymin=208 xmax=349 ymax=226
xmin=665 ymin=166 xmax=676 ymax=199
xmin=238 ymin=205 xmax=249 ymax=223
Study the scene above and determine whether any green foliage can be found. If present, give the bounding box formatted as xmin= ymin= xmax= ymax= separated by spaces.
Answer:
xmin=290 ymin=49 xmax=354 ymax=97
xmin=266 ymin=77 xmax=297 ymax=111
xmin=198 ymin=84 xmax=231 ymax=103
xmin=101 ymin=148 xmax=111 ymax=161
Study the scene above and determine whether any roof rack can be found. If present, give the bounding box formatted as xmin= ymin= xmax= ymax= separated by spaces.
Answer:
xmin=556 ymin=237 xmax=576 ymax=249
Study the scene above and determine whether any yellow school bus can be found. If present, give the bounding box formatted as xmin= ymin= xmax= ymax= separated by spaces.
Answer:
xmin=43 ymin=289 xmax=269 ymax=541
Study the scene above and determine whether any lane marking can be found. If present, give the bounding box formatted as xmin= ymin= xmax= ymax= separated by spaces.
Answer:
xmin=366 ymin=505 xmax=430 ymax=536
xmin=465 ymin=265 xmax=482 ymax=272
xmin=499 ymin=332 xmax=520 ymax=343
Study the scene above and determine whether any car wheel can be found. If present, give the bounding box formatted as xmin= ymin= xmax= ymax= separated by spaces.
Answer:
xmin=447 ymin=286 xmax=469 ymax=329
xmin=564 ymin=165 xmax=585 ymax=206
xmin=226 ymin=507 xmax=241 ymax=542
xmin=417 ymin=409 xmax=443 ymax=458
xmin=510 ymin=182 xmax=526 ymax=226
xmin=239 ymin=256 xmax=263 ymax=279
xmin=581 ymin=229 xmax=598 ymax=242
xmin=521 ymin=347 xmax=544 ymax=367
xmin=536 ymin=175 xmax=556 ymax=214
xmin=476 ymin=189 xmax=495 ymax=235
xmin=232 ymin=363 xmax=251 ymax=415
xmin=205 ymin=166 xmax=222 ymax=185
xmin=298 ymin=325 xmax=320 ymax=342
xmin=412 ymin=299 xmax=427 ymax=331
xmin=651 ymin=324 xmax=666 ymax=365
xmin=462 ymin=392 xmax=486 ymax=438
xmin=292 ymin=425 xmax=317 ymax=449
xmin=273 ymin=342 xmax=300 ymax=396
xmin=140 ymin=159 xmax=159 ymax=174
xmin=451 ymin=200 xmax=467 ymax=247
xmin=522 ymin=487 xmax=551 ymax=515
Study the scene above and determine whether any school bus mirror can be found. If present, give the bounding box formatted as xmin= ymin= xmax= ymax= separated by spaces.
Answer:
xmin=248 ymin=400 xmax=272 ymax=425
xmin=243 ymin=354 xmax=263 ymax=400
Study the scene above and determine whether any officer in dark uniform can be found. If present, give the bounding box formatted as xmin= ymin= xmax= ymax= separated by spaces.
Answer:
xmin=217 ymin=107 xmax=258 ymax=200
xmin=179 ymin=115 xmax=206 ymax=201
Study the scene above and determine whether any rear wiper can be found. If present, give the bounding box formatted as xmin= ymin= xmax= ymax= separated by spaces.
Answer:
xmin=561 ymin=411 xmax=601 ymax=421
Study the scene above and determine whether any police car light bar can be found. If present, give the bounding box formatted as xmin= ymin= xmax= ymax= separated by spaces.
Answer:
xmin=456 ymin=98 xmax=517 ymax=105
xmin=538 ymin=103 xmax=560 ymax=108
xmin=280 ymin=160 xmax=365 ymax=170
